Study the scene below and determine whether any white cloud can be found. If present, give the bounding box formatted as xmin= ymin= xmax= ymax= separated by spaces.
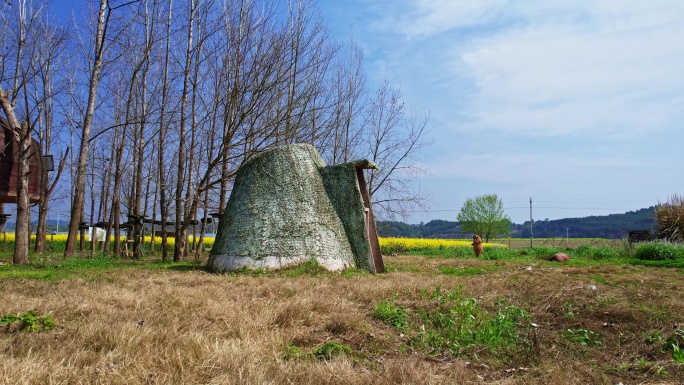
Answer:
xmin=335 ymin=0 xmax=684 ymax=222
xmin=374 ymin=0 xmax=510 ymax=39
xmin=454 ymin=0 xmax=684 ymax=136
xmin=369 ymin=0 xmax=684 ymax=137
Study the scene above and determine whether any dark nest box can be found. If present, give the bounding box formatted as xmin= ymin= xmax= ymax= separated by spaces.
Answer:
xmin=208 ymin=143 xmax=385 ymax=273
xmin=0 ymin=118 xmax=46 ymax=204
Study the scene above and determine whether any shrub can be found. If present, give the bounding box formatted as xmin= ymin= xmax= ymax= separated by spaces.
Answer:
xmin=529 ymin=246 xmax=561 ymax=258
xmin=574 ymin=244 xmax=593 ymax=258
xmin=633 ymin=242 xmax=684 ymax=261
xmin=655 ymin=195 xmax=684 ymax=241
xmin=571 ymin=244 xmax=622 ymax=261
xmin=480 ymin=246 xmax=509 ymax=260
xmin=588 ymin=246 xmax=622 ymax=260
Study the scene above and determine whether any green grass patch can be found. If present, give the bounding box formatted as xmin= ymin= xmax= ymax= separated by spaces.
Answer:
xmin=627 ymin=259 xmax=684 ymax=268
xmin=672 ymin=342 xmax=684 ymax=364
xmin=588 ymin=275 xmax=608 ymax=284
xmin=282 ymin=259 xmax=328 ymax=277
xmin=395 ymin=241 xmax=684 ymax=269
xmin=283 ymin=343 xmax=305 ymax=360
xmin=438 ymin=266 xmax=489 ymax=276
xmin=373 ymin=286 xmax=533 ymax=361
xmin=374 ymin=300 xmax=409 ymax=330
xmin=413 ymin=246 xmax=471 ymax=259
xmin=416 ymin=286 xmax=531 ymax=357
xmin=561 ymin=328 xmax=603 ymax=348
xmin=313 ymin=341 xmax=352 ymax=360
xmin=0 ymin=254 xmax=205 ymax=280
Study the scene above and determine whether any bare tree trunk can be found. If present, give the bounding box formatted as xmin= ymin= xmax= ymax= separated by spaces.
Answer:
xmin=102 ymin=133 xmax=117 ymax=254
xmin=35 ymin=105 xmax=49 ymax=253
xmin=150 ymin=161 xmax=158 ymax=254
xmin=132 ymin=0 xmax=154 ymax=259
xmin=14 ymin=120 xmax=31 ymax=264
xmin=174 ymin=0 xmax=196 ymax=262
xmin=157 ymin=0 xmax=173 ymax=262
xmin=194 ymin=188 xmax=210 ymax=260
xmin=65 ymin=0 xmax=109 ymax=257
xmin=0 ymin=90 xmax=32 ymax=264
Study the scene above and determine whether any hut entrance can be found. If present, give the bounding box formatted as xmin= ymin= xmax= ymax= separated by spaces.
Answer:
xmin=355 ymin=163 xmax=384 ymax=274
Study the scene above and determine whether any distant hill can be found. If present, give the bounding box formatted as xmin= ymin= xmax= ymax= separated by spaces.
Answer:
xmin=512 ymin=206 xmax=656 ymax=239
xmin=2 ymin=219 xmax=65 ymax=232
xmin=377 ymin=206 xmax=656 ymax=239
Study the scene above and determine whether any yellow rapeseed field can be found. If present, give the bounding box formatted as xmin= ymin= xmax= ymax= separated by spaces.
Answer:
xmin=378 ymin=237 xmax=506 ymax=253
xmin=3 ymin=232 xmax=506 ymax=255
xmin=0 ymin=233 xmax=215 ymax=248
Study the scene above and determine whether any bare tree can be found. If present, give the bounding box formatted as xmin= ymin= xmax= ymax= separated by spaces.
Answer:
xmin=157 ymin=0 xmax=174 ymax=261
xmin=364 ymin=81 xmax=431 ymax=220
xmin=324 ymin=38 xmax=366 ymax=164
xmin=0 ymin=0 xmax=430 ymax=263
xmin=26 ymin=14 xmax=70 ymax=253
xmin=172 ymin=0 xmax=198 ymax=262
xmin=0 ymin=0 xmax=47 ymax=264
xmin=64 ymin=0 xmax=110 ymax=257
xmin=130 ymin=0 xmax=157 ymax=258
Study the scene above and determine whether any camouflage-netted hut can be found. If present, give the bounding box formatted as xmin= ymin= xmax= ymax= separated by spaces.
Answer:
xmin=208 ymin=143 xmax=384 ymax=273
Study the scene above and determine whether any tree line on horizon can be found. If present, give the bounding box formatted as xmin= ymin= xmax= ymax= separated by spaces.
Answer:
xmin=377 ymin=206 xmax=657 ymax=240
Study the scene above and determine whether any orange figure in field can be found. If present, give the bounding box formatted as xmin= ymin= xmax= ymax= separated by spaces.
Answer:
xmin=472 ymin=235 xmax=483 ymax=257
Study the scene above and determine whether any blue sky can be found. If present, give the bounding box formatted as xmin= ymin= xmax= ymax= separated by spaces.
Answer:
xmin=318 ymin=0 xmax=684 ymax=224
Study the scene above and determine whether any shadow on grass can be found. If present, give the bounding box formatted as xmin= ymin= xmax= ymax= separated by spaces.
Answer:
xmin=165 ymin=263 xmax=208 ymax=272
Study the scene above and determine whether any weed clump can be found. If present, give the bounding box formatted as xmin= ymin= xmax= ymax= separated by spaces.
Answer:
xmin=1 ymin=310 xmax=55 ymax=332
xmin=374 ymin=286 xmax=532 ymax=362
xmin=313 ymin=341 xmax=352 ymax=360
xmin=374 ymin=300 xmax=409 ymax=330
xmin=416 ymin=286 xmax=531 ymax=357
xmin=561 ymin=328 xmax=604 ymax=348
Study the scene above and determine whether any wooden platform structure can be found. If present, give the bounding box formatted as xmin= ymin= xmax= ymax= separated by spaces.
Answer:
xmin=0 ymin=118 xmax=46 ymax=204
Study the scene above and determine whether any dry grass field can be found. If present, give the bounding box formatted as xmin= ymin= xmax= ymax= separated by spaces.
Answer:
xmin=1 ymin=253 xmax=683 ymax=384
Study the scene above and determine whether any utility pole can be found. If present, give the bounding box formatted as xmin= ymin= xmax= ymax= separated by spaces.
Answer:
xmin=566 ymin=227 xmax=569 ymax=248
xmin=530 ymin=198 xmax=533 ymax=248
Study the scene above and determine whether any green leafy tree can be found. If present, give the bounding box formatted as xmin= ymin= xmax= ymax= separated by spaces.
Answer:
xmin=457 ymin=194 xmax=511 ymax=242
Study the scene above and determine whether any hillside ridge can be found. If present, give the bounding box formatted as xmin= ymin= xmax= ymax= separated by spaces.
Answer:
xmin=378 ymin=206 xmax=656 ymax=239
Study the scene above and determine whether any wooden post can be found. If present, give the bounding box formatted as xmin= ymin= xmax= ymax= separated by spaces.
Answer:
xmin=79 ymin=222 xmax=88 ymax=252
xmin=90 ymin=227 xmax=95 ymax=258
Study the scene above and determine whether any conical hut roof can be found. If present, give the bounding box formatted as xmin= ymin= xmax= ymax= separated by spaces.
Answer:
xmin=208 ymin=143 xmax=381 ymax=272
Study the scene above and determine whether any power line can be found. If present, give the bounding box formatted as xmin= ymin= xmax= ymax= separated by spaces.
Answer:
xmin=405 ymin=207 xmax=639 ymax=213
